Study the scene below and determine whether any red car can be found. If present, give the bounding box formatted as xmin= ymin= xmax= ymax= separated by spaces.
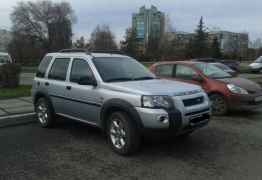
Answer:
xmin=150 ymin=61 xmax=262 ymax=115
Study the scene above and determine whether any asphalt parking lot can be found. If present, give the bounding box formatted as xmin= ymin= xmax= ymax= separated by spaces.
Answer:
xmin=1 ymin=109 xmax=262 ymax=180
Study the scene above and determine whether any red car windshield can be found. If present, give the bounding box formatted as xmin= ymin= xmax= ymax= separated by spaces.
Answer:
xmin=195 ymin=63 xmax=232 ymax=79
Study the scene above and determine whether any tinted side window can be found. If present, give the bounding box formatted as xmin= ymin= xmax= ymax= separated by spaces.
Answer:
xmin=48 ymin=58 xmax=70 ymax=81
xmin=36 ymin=56 xmax=52 ymax=78
xmin=70 ymin=59 xmax=94 ymax=83
xmin=175 ymin=65 xmax=197 ymax=79
xmin=155 ymin=64 xmax=174 ymax=77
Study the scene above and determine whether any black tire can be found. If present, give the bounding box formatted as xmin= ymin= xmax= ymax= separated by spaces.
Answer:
xmin=209 ymin=93 xmax=228 ymax=116
xmin=107 ymin=111 xmax=141 ymax=155
xmin=35 ymin=97 xmax=55 ymax=128
xmin=252 ymin=70 xmax=259 ymax=74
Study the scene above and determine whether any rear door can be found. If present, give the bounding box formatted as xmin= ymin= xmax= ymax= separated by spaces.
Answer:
xmin=46 ymin=57 xmax=71 ymax=114
xmin=154 ymin=64 xmax=175 ymax=79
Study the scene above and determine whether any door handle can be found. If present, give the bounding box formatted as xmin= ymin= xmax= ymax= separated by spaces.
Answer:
xmin=45 ymin=82 xmax=50 ymax=86
xmin=66 ymin=86 xmax=72 ymax=90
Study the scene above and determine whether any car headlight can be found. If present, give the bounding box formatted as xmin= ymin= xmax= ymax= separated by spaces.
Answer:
xmin=142 ymin=95 xmax=173 ymax=109
xmin=227 ymin=84 xmax=248 ymax=95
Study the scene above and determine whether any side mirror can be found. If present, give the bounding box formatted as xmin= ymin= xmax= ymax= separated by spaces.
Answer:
xmin=192 ymin=75 xmax=203 ymax=82
xmin=78 ymin=76 xmax=97 ymax=86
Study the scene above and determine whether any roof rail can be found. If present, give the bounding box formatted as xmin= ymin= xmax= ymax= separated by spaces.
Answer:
xmin=59 ymin=49 xmax=125 ymax=55
xmin=59 ymin=49 xmax=90 ymax=54
xmin=91 ymin=50 xmax=125 ymax=54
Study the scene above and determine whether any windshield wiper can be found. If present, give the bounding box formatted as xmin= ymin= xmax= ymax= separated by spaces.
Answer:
xmin=133 ymin=76 xmax=155 ymax=81
xmin=106 ymin=77 xmax=134 ymax=82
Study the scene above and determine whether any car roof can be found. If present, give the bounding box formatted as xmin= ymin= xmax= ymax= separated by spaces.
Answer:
xmin=210 ymin=62 xmax=224 ymax=65
xmin=45 ymin=52 xmax=129 ymax=59
xmin=192 ymin=58 xmax=217 ymax=61
xmin=153 ymin=61 xmax=204 ymax=66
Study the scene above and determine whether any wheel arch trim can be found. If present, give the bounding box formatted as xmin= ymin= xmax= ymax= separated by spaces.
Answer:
xmin=100 ymin=98 xmax=143 ymax=132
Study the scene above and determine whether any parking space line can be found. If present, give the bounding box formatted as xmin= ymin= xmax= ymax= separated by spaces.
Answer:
xmin=0 ymin=112 xmax=35 ymax=120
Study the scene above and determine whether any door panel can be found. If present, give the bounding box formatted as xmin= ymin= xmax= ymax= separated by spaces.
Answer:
xmin=46 ymin=58 xmax=70 ymax=114
xmin=65 ymin=84 xmax=101 ymax=123
xmin=65 ymin=58 xmax=101 ymax=123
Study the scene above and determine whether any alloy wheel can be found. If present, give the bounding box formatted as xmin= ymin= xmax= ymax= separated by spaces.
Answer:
xmin=110 ymin=118 xmax=127 ymax=149
xmin=210 ymin=94 xmax=227 ymax=115
xmin=36 ymin=102 xmax=48 ymax=124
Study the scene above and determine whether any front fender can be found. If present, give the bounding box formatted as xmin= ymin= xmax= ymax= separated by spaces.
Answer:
xmin=100 ymin=98 xmax=143 ymax=131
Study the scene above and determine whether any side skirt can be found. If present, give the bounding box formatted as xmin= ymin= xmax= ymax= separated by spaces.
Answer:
xmin=56 ymin=113 xmax=99 ymax=127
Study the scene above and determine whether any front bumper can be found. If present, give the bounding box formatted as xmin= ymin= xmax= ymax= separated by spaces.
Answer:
xmin=228 ymin=92 xmax=262 ymax=110
xmin=136 ymin=106 xmax=211 ymax=134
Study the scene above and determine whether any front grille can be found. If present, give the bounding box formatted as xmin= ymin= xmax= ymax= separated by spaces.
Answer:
xmin=190 ymin=113 xmax=210 ymax=124
xmin=183 ymin=96 xmax=204 ymax=107
xmin=183 ymin=113 xmax=210 ymax=131
xmin=185 ymin=108 xmax=210 ymax=116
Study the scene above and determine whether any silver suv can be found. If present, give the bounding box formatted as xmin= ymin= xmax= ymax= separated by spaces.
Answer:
xmin=32 ymin=49 xmax=211 ymax=155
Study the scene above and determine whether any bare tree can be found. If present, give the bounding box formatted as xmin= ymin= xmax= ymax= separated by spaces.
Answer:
xmin=10 ymin=0 xmax=76 ymax=53
xmin=73 ymin=36 xmax=89 ymax=49
xmin=120 ymin=28 xmax=139 ymax=57
xmin=89 ymin=25 xmax=118 ymax=50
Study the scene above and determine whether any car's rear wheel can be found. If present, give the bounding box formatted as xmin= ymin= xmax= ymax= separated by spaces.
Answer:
xmin=107 ymin=112 xmax=141 ymax=155
xmin=209 ymin=94 xmax=228 ymax=116
xmin=35 ymin=98 xmax=55 ymax=128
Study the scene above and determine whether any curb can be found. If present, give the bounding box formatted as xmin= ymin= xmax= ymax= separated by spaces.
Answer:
xmin=0 ymin=113 xmax=36 ymax=128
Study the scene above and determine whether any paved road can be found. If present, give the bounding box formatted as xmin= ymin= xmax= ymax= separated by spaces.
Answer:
xmin=1 ymin=110 xmax=262 ymax=180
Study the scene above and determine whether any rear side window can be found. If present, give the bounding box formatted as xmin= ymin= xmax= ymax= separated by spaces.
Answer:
xmin=70 ymin=59 xmax=94 ymax=83
xmin=155 ymin=64 xmax=174 ymax=77
xmin=48 ymin=58 xmax=70 ymax=81
xmin=175 ymin=64 xmax=197 ymax=79
xmin=36 ymin=56 xmax=52 ymax=78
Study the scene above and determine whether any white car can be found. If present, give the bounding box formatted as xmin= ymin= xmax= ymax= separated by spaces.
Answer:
xmin=0 ymin=52 xmax=12 ymax=66
xmin=249 ymin=56 xmax=262 ymax=73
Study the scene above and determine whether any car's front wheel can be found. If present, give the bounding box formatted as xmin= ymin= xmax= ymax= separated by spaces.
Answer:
xmin=35 ymin=97 xmax=55 ymax=128
xmin=209 ymin=93 xmax=228 ymax=116
xmin=107 ymin=112 xmax=141 ymax=155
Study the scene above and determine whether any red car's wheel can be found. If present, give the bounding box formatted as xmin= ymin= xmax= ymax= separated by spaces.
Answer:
xmin=209 ymin=94 xmax=228 ymax=116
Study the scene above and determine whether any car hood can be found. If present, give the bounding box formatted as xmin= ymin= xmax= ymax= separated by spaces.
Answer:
xmin=104 ymin=79 xmax=202 ymax=96
xmin=249 ymin=63 xmax=262 ymax=68
xmin=219 ymin=77 xmax=262 ymax=93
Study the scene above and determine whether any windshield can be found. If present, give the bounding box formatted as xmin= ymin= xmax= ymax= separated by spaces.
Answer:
xmin=92 ymin=57 xmax=155 ymax=82
xmin=0 ymin=55 xmax=11 ymax=64
xmin=255 ymin=57 xmax=262 ymax=63
xmin=213 ymin=63 xmax=233 ymax=71
xmin=195 ymin=63 xmax=232 ymax=79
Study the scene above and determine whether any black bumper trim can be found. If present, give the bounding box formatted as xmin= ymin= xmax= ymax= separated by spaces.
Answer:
xmin=185 ymin=108 xmax=210 ymax=116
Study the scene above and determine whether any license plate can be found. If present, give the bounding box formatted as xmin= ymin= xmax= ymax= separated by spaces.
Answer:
xmin=255 ymin=96 xmax=262 ymax=102
xmin=189 ymin=114 xmax=204 ymax=120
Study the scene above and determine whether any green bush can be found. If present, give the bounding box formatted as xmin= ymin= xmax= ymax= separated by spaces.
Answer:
xmin=0 ymin=63 xmax=22 ymax=88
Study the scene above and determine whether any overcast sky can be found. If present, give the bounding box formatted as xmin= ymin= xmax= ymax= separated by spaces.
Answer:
xmin=0 ymin=0 xmax=261 ymax=41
